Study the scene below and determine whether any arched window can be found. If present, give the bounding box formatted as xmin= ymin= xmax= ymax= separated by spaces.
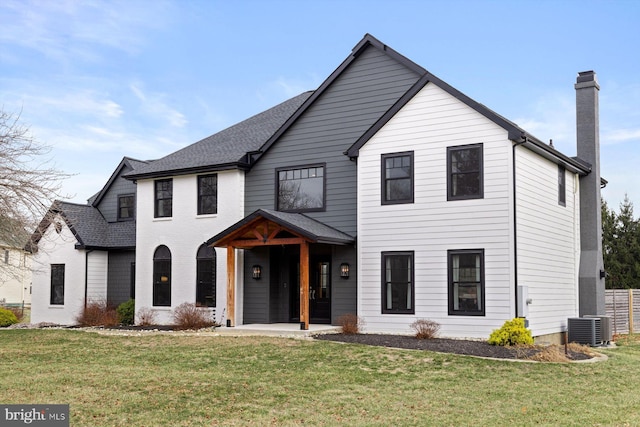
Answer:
xmin=153 ymin=245 xmax=171 ymax=307
xmin=196 ymin=244 xmax=216 ymax=307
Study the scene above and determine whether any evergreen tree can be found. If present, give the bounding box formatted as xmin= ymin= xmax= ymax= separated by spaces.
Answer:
xmin=602 ymin=196 xmax=640 ymax=288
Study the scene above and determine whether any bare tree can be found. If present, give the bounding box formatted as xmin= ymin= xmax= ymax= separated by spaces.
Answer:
xmin=0 ymin=108 xmax=70 ymax=252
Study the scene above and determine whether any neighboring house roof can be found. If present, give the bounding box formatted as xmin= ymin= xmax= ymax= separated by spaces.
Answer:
xmin=124 ymin=91 xmax=313 ymax=181
xmin=207 ymin=209 xmax=355 ymax=248
xmin=344 ymin=64 xmax=591 ymax=176
xmin=0 ymin=216 xmax=31 ymax=250
xmin=30 ymin=201 xmax=136 ymax=252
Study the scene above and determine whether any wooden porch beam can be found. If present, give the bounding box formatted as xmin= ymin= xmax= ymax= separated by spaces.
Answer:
xmin=226 ymin=246 xmax=235 ymax=327
xmin=300 ymin=240 xmax=309 ymax=330
xmin=229 ymin=237 xmax=306 ymax=248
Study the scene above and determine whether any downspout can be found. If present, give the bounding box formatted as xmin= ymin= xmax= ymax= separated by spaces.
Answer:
xmin=512 ymin=137 xmax=528 ymax=319
xmin=84 ymin=249 xmax=93 ymax=309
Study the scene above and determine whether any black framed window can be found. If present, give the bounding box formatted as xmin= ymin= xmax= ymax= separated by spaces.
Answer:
xmin=277 ymin=164 xmax=325 ymax=212
xmin=50 ymin=264 xmax=65 ymax=305
xmin=558 ymin=165 xmax=566 ymax=206
xmin=448 ymin=249 xmax=485 ymax=316
xmin=198 ymin=174 xmax=218 ymax=215
xmin=447 ymin=144 xmax=483 ymax=200
xmin=382 ymin=251 xmax=414 ymax=314
xmin=196 ymin=244 xmax=216 ymax=307
xmin=118 ymin=194 xmax=135 ymax=221
xmin=153 ymin=245 xmax=171 ymax=306
xmin=382 ymin=152 xmax=414 ymax=204
xmin=154 ymin=179 xmax=173 ymax=218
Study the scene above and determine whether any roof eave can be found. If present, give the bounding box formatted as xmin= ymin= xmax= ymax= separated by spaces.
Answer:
xmin=124 ymin=162 xmax=248 ymax=181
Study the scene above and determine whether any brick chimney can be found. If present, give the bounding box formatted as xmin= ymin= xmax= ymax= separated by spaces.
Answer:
xmin=576 ymin=70 xmax=606 ymax=315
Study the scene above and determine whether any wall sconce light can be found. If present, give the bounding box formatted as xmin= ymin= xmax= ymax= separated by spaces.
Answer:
xmin=160 ymin=276 xmax=169 ymax=283
xmin=340 ymin=263 xmax=350 ymax=279
xmin=252 ymin=265 xmax=262 ymax=280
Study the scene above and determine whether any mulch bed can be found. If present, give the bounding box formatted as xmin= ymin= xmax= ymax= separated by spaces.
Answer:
xmin=314 ymin=333 xmax=594 ymax=361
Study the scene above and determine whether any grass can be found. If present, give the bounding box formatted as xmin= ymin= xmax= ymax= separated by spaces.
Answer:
xmin=1 ymin=330 xmax=640 ymax=426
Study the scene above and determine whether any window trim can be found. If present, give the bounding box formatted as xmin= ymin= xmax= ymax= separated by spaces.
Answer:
xmin=558 ymin=165 xmax=566 ymax=207
xmin=154 ymin=179 xmax=173 ymax=218
xmin=448 ymin=249 xmax=485 ymax=316
xmin=117 ymin=193 xmax=135 ymax=221
xmin=197 ymin=174 xmax=218 ymax=215
xmin=381 ymin=151 xmax=414 ymax=205
xmin=447 ymin=143 xmax=484 ymax=201
xmin=381 ymin=251 xmax=415 ymax=315
xmin=275 ymin=163 xmax=326 ymax=213
xmin=50 ymin=264 xmax=65 ymax=305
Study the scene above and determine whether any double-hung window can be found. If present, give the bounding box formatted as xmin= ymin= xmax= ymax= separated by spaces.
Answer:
xmin=154 ymin=179 xmax=173 ymax=218
xmin=118 ymin=194 xmax=135 ymax=221
xmin=447 ymin=144 xmax=483 ymax=200
xmin=382 ymin=251 xmax=414 ymax=314
xmin=448 ymin=249 xmax=485 ymax=315
xmin=277 ymin=165 xmax=325 ymax=212
xmin=382 ymin=152 xmax=413 ymax=204
xmin=198 ymin=174 xmax=218 ymax=215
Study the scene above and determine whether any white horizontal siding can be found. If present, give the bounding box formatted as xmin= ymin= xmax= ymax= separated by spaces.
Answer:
xmin=357 ymin=82 xmax=515 ymax=339
xmin=515 ymin=147 xmax=580 ymax=337
xmin=86 ymin=251 xmax=108 ymax=302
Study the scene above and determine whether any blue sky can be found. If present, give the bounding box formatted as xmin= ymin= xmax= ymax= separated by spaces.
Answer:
xmin=1 ymin=0 xmax=639 ymax=211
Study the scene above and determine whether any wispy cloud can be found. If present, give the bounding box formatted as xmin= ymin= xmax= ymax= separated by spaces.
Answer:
xmin=130 ymin=83 xmax=188 ymax=128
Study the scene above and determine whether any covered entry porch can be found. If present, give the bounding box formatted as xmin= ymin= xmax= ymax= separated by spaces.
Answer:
xmin=207 ymin=209 xmax=356 ymax=330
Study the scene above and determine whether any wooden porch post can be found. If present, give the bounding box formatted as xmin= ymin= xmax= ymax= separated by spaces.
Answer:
xmin=226 ymin=246 xmax=236 ymax=327
xmin=300 ymin=240 xmax=309 ymax=330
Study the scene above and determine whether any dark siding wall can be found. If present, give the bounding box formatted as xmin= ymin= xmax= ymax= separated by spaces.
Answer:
xmin=244 ymin=46 xmax=421 ymax=237
xmin=107 ymin=251 xmax=135 ymax=305
xmin=97 ymin=164 xmax=138 ymax=223
xmin=331 ymin=245 xmax=357 ymax=324
xmin=243 ymin=247 xmax=270 ymax=324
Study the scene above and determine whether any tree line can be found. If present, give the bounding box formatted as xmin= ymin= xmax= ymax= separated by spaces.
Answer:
xmin=602 ymin=196 xmax=640 ymax=289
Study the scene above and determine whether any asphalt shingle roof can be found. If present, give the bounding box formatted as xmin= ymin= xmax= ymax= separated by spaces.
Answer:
xmin=125 ymin=91 xmax=313 ymax=180
xmin=56 ymin=201 xmax=136 ymax=249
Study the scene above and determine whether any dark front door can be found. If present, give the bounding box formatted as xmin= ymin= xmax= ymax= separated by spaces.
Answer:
xmin=289 ymin=255 xmax=331 ymax=324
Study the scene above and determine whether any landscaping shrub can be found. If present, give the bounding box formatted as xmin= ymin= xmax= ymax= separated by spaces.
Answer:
xmin=116 ymin=299 xmax=135 ymax=325
xmin=6 ymin=306 xmax=24 ymax=322
xmin=0 ymin=307 xmax=18 ymax=327
xmin=488 ymin=317 xmax=534 ymax=346
xmin=172 ymin=303 xmax=217 ymax=330
xmin=136 ymin=307 xmax=157 ymax=326
xmin=337 ymin=313 xmax=364 ymax=335
xmin=410 ymin=319 xmax=441 ymax=339
xmin=76 ymin=300 xmax=119 ymax=327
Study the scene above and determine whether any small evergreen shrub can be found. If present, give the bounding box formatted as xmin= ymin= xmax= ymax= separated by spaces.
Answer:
xmin=0 ymin=307 xmax=19 ymax=327
xmin=488 ymin=318 xmax=534 ymax=346
xmin=76 ymin=300 xmax=119 ymax=327
xmin=410 ymin=319 xmax=441 ymax=339
xmin=116 ymin=299 xmax=135 ymax=325
xmin=172 ymin=303 xmax=217 ymax=330
xmin=136 ymin=307 xmax=157 ymax=326
xmin=337 ymin=313 xmax=364 ymax=335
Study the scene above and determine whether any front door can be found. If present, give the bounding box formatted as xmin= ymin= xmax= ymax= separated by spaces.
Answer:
xmin=289 ymin=256 xmax=331 ymax=324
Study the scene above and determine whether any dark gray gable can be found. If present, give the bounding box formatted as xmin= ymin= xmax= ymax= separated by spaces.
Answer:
xmin=124 ymin=92 xmax=312 ymax=181
xmin=345 ymin=69 xmax=591 ymax=175
xmin=243 ymin=34 xmax=424 ymax=236
xmin=92 ymin=157 xmax=147 ymax=222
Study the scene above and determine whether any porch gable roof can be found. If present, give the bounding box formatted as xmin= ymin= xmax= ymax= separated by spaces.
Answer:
xmin=207 ymin=209 xmax=355 ymax=249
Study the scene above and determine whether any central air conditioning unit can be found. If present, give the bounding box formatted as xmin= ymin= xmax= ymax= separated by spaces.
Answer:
xmin=583 ymin=315 xmax=613 ymax=345
xmin=568 ymin=317 xmax=602 ymax=346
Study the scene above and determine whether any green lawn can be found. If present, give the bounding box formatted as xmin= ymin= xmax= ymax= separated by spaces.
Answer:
xmin=1 ymin=329 xmax=639 ymax=426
